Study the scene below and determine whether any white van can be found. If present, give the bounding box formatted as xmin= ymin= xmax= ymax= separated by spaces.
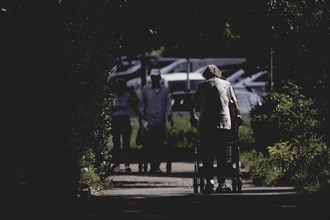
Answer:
xmin=127 ymin=72 xmax=204 ymax=98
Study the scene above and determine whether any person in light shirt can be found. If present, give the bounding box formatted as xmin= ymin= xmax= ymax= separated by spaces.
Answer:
xmin=139 ymin=69 xmax=173 ymax=174
xmin=190 ymin=64 xmax=241 ymax=194
xmin=111 ymin=78 xmax=140 ymax=173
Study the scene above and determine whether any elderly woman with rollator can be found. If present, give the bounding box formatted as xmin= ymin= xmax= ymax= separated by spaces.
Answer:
xmin=190 ymin=64 xmax=241 ymax=194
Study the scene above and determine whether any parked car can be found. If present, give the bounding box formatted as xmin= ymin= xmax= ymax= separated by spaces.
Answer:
xmin=201 ymin=57 xmax=246 ymax=67
xmin=126 ymin=72 xmax=205 ymax=98
xmin=125 ymin=57 xmax=247 ymax=94
xmin=161 ymin=72 xmax=205 ymax=93
xmin=160 ymin=57 xmax=246 ymax=75
xmin=194 ymin=58 xmax=246 ymax=81
xmin=234 ymin=88 xmax=262 ymax=124
xmin=110 ymin=56 xmax=246 ymax=81
xmin=149 ymin=56 xmax=181 ymax=69
xmin=110 ymin=57 xmax=142 ymax=81
xmin=232 ymin=70 xmax=270 ymax=96
xmin=160 ymin=58 xmax=205 ymax=74
xmin=226 ymin=69 xmax=247 ymax=84
xmin=110 ymin=57 xmax=198 ymax=81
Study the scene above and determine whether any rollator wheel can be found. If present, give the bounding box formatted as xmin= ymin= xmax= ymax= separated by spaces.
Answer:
xmin=193 ymin=177 xmax=198 ymax=193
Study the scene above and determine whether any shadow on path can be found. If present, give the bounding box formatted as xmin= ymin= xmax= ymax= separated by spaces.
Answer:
xmin=68 ymin=193 xmax=329 ymax=219
xmin=77 ymin=162 xmax=330 ymax=219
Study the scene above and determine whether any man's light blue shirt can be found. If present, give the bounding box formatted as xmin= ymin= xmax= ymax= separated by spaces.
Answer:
xmin=139 ymin=84 xmax=172 ymax=127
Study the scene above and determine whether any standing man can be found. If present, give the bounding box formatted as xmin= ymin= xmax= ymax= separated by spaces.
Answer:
xmin=190 ymin=64 xmax=241 ymax=194
xmin=139 ymin=69 xmax=173 ymax=174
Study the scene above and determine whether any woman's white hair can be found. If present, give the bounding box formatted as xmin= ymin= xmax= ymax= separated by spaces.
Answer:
xmin=202 ymin=64 xmax=222 ymax=79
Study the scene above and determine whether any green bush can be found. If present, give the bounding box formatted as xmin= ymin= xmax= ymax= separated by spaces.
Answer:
xmin=107 ymin=115 xmax=198 ymax=150
xmin=250 ymin=80 xmax=320 ymax=153
xmin=249 ymin=81 xmax=330 ymax=193
xmin=250 ymin=136 xmax=330 ymax=191
xmin=78 ymin=147 xmax=111 ymax=191
xmin=238 ymin=124 xmax=255 ymax=148
xmin=167 ymin=115 xmax=198 ymax=148
xmin=289 ymin=135 xmax=330 ymax=194
xmin=67 ymin=2 xmax=116 ymax=192
xmin=240 ymin=149 xmax=257 ymax=170
xmin=109 ymin=115 xmax=256 ymax=150
xmin=249 ymin=153 xmax=284 ymax=186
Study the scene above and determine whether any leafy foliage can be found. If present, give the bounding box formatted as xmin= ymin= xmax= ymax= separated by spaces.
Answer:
xmin=78 ymin=148 xmax=111 ymax=190
xmin=250 ymin=153 xmax=284 ymax=186
xmin=238 ymin=125 xmax=255 ymax=148
xmin=250 ymin=81 xmax=330 ymax=193
xmin=66 ymin=1 xmax=116 ymax=189
xmin=269 ymin=0 xmax=330 ymax=140
xmin=108 ymin=115 xmax=255 ymax=151
xmin=250 ymin=80 xmax=320 ymax=152
xmin=240 ymin=149 xmax=258 ymax=170
xmin=167 ymin=116 xmax=198 ymax=149
xmin=247 ymin=1 xmax=330 ymax=193
xmin=250 ymin=135 xmax=330 ymax=193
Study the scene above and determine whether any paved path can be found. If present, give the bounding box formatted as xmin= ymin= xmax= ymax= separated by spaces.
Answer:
xmin=95 ymin=162 xmax=297 ymax=198
xmin=70 ymin=162 xmax=330 ymax=219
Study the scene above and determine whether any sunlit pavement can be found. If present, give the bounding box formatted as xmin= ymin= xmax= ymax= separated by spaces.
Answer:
xmin=67 ymin=162 xmax=330 ymax=219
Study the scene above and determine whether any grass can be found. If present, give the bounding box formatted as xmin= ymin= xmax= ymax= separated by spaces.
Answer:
xmin=240 ymin=149 xmax=258 ymax=170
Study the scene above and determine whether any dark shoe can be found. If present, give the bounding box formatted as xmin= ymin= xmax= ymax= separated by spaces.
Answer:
xmin=125 ymin=166 xmax=131 ymax=173
xmin=216 ymin=186 xmax=232 ymax=193
xmin=110 ymin=165 xmax=120 ymax=173
xmin=138 ymin=163 xmax=148 ymax=173
xmin=148 ymin=168 xmax=163 ymax=174
xmin=203 ymin=183 xmax=214 ymax=194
